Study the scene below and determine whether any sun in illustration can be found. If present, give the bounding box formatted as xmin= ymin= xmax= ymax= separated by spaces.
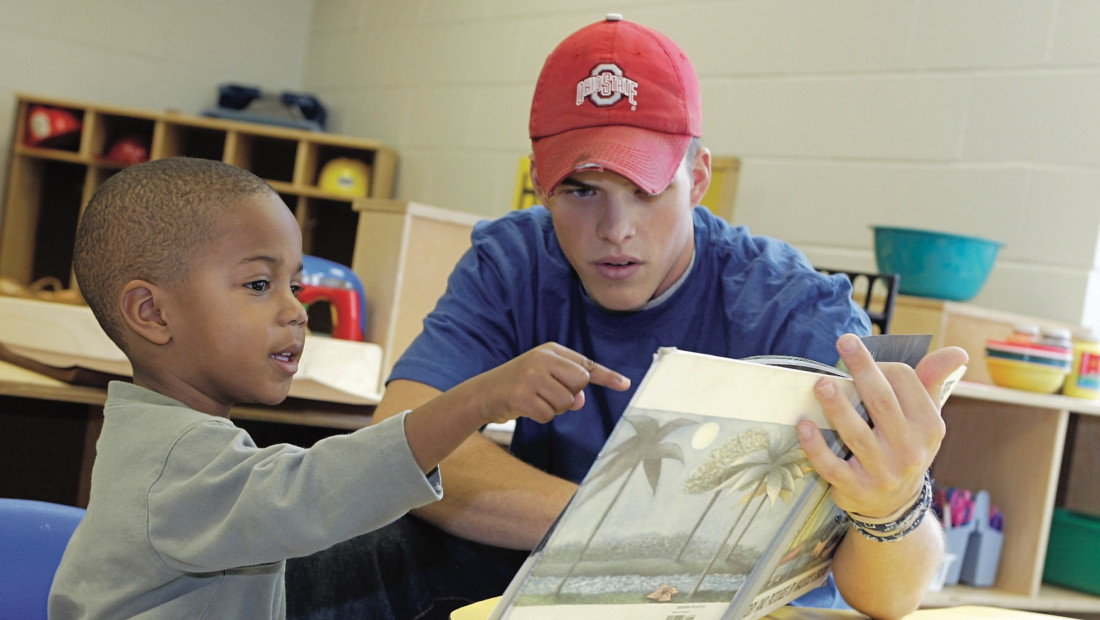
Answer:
xmin=691 ymin=422 xmax=720 ymax=450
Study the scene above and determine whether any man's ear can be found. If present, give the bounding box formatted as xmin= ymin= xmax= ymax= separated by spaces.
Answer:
xmin=120 ymin=280 xmax=171 ymax=345
xmin=689 ymin=146 xmax=712 ymax=207
xmin=529 ymin=157 xmax=550 ymax=204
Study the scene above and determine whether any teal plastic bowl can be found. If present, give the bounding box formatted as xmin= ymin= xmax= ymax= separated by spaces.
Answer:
xmin=872 ymin=226 xmax=1002 ymax=301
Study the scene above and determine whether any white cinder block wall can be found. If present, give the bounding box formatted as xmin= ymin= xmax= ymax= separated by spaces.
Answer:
xmin=0 ymin=0 xmax=313 ymax=234
xmin=1 ymin=1 xmax=1097 ymax=331
xmin=306 ymin=0 xmax=1100 ymax=331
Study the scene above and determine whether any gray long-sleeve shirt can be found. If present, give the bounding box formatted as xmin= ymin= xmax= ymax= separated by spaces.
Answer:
xmin=49 ymin=381 xmax=441 ymax=619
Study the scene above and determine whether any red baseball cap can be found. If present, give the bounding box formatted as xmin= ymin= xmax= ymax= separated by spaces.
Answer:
xmin=529 ymin=14 xmax=702 ymax=196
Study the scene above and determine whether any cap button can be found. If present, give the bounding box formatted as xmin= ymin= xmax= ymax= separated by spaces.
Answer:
xmin=605 ymin=13 xmax=623 ymax=21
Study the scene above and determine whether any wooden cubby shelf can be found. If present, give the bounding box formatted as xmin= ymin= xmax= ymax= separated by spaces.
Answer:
xmin=890 ymin=297 xmax=1100 ymax=617
xmin=2 ymin=93 xmax=397 ymax=287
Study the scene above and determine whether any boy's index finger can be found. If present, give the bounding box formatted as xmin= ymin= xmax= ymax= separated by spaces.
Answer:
xmin=552 ymin=343 xmax=631 ymax=391
xmin=587 ymin=362 xmax=631 ymax=391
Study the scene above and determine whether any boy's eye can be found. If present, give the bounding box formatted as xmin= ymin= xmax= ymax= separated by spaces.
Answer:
xmin=291 ymin=284 xmax=302 ymax=298
xmin=246 ymin=280 xmax=270 ymax=293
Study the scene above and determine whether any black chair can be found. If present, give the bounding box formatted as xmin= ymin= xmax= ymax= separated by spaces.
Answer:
xmin=817 ymin=268 xmax=900 ymax=335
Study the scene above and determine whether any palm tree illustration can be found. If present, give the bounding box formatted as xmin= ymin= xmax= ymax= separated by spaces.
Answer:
xmin=767 ymin=491 xmax=843 ymax=584
xmin=676 ymin=428 xmax=771 ymax=561
xmin=552 ymin=414 xmax=693 ymax=597
xmin=687 ymin=431 xmax=811 ymax=597
xmin=721 ymin=433 xmax=814 ymax=562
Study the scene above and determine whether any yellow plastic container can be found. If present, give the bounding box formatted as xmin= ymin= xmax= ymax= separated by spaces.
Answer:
xmin=1064 ymin=330 xmax=1100 ymax=399
xmin=986 ymin=356 xmax=1067 ymax=393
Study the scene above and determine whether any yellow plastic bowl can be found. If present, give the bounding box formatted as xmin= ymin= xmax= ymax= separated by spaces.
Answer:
xmin=986 ymin=356 xmax=1067 ymax=393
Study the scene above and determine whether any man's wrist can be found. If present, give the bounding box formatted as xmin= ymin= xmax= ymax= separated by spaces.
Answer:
xmin=839 ymin=471 xmax=933 ymax=543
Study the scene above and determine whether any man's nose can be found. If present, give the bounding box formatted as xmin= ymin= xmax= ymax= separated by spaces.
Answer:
xmin=597 ymin=200 xmax=635 ymax=245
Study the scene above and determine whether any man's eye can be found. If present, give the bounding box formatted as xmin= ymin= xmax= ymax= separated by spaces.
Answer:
xmin=291 ymin=284 xmax=302 ymax=298
xmin=246 ymin=280 xmax=270 ymax=292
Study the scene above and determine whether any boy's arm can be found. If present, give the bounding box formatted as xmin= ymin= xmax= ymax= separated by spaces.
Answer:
xmin=374 ymin=343 xmax=624 ymax=550
xmin=384 ymin=381 xmax=577 ymax=549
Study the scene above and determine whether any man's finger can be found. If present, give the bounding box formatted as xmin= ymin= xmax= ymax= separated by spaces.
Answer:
xmin=834 ymin=334 xmax=904 ymax=431
xmin=915 ymin=346 xmax=969 ymax=406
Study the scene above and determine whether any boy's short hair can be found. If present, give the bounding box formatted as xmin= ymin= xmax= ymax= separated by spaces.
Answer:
xmin=74 ymin=157 xmax=276 ymax=348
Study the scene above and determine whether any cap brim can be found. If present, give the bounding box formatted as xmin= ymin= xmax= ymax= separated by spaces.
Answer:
xmin=531 ymin=125 xmax=692 ymax=196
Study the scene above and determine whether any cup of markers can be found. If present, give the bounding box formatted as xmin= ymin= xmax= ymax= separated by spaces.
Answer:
xmin=933 ymin=486 xmax=1004 ymax=587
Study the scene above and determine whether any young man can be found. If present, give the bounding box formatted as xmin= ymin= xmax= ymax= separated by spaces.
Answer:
xmin=286 ymin=15 xmax=966 ymax=620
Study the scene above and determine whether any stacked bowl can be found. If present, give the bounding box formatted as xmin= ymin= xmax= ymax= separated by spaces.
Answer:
xmin=872 ymin=226 xmax=1002 ymax=301
xmin=985 ymin=339 xmax=1072 ymax=393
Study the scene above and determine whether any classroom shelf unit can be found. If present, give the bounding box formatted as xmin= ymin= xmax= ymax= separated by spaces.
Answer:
xmin=1 ymin=94 xmax=397 ymax=288
xmin=892 ymin=297 xmax=1100 ymax=617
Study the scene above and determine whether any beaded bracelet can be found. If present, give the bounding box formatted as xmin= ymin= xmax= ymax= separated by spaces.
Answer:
xmin=838 ymin=471 xmax=933 ymax=543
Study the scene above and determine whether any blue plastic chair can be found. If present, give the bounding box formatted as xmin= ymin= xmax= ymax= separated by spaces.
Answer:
xmin=0 ymin=498 xmax=86 ymax=620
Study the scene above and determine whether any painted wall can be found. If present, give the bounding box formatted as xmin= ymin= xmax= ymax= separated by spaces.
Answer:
xmin=1 ymin=1 xmax=1097 ymax=330
xmin=0 ymin=0 xmax=313 ymax=215
xmin=305 ymin=0 xmax=1100 ymax=330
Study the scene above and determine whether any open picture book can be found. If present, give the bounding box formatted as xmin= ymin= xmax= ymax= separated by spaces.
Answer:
xmin=490 ymin=334 xmax=961 ymax=620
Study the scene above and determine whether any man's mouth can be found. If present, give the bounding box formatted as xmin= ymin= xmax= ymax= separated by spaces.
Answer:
xmin=595 ymin=259 xmax=641 ymax=280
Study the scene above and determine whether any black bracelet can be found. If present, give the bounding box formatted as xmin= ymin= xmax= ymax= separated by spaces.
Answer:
xmin=838 ymin=471 xmax=933 ymax=543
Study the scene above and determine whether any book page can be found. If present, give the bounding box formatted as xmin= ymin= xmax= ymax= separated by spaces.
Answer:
xmin=630 ymin=350 xmax=860 ymax=429
xmin=494 ymin=349 xmax=860 ymax=620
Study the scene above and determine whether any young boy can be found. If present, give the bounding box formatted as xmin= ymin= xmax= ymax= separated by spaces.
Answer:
xmin=47 ymin=156 xmax=628 ymax=619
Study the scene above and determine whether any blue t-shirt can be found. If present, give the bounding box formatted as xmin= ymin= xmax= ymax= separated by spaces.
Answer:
xmin=391 ymin=206 xmax=869 ymax=481
xmin=389 ymin=206 xmax=869 ymax=609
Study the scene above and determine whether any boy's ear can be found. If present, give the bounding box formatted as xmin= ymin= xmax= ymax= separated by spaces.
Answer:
xmin=120 ymin=280 xmax=171 ymax=345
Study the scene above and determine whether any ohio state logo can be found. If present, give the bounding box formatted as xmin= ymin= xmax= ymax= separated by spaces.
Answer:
xmin=576 ymin=63 xmax=638 ymax=109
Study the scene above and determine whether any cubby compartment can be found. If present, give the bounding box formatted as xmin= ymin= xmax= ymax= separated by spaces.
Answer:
xmin=1 ymin=156 xmax=88 ymax=286
xmin=19 ymin=103 xmax=85 ymax=153
xmin=226 ymin=132 xmax=299 ymax=184
xmin=90 ymin=113 xmax=155 ymax=165
xmin=29 ymin=161 xmax=86 ymax=285
xmin=307 ymin=143 xmax=375 ymax=195
xmin=157 ymin=121 xmax=227 ymax=161
xmin=302 ymin=198 xmax=360 ymax=266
